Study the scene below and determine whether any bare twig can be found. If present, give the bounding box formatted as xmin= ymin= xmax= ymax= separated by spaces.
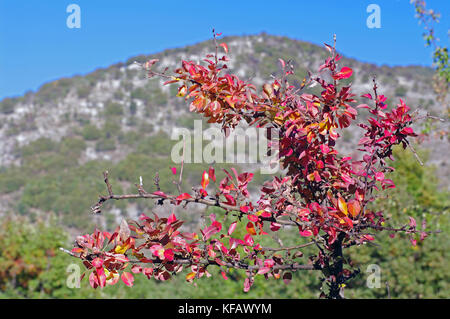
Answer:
xmin=59 ymin=247 xmax=77 ymax=257
xmin=173 ymin=139 xmax=186 ymax=194
xmin=405 ymin=140 xmax=424 ymax=166
xmin=103 ymin=171 xmax=113 ymax=197
xmin=154 ymin=172 xmax=160 ymax=191
xmin=60 ymin=248 xmax=318 ymax=272
xmin=261 ymin=241 xmax=315 ymax=252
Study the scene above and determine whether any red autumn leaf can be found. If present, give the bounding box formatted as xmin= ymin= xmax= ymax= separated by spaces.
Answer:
xmin=91 ymin=257 xmax=103 ymax=269
xmin=95 ymin=267 xmax=106 ymax=288
xmin=264 ymin=259 xmax=275 ymax=268
xmin=228 ymin=221 xmax=237 ymax=236
xmin=313 ymin=171 xmax=321 ymax=182
xmin=219 ymin=43 xmax=228 ymax=54
xmin=400 ymin=127 xmax=417 ymax=136
xmin=420 ymin=232 xmax=428 ymax=241
xmin=131 ymin=265 xmax=142 ymax=274
xmin=244 ymin=234 xmax=254 ymax=246
xmin=240 ymin=205 xmax=250 ymax=213
xmin=71 ymin=247 xmax=84 ymax=254
xmin=164 ymin=249 xmax=174 ymax=261
xmin=320 ymin=144 xmax=330 ymax=154
xmin=243 ymin=277 xmax=253 ymax=292
xmin=329 ymin=126 xmax=339 ymax=140
xmin=347 ymin=200 xmax=361 ymax=218
xmin=150 ymin=244 xmax=164 ymax=258
xmin=201 ymin=170 xmax=209 ymax=189
xmin=202 ymin=222 xmax=222 ymax=241
xmin=143 ymin=268 xmax=153 ymax=279
xmin=409 ymin=217 xmax=416 ymax=228
xmin=167 ymin=213 xmax=177 ymax=225
xmin=332 ymin=67 xmax=353 ymax=80
xmin=375 ymin=172 xmax=385 ymax=181
xmin=176 ymin=193 xmax=192 ymax=202
xmin=199 ymin=188 xmax=208 ymax=197
xmin=270 ymin=222 xmax=281 ymax=232
xmin=299 ymin=229 xmax=313 ymax=237
xmin=89 ymin=271 xmax=98 ymax=289
xmin=208 ymin=166 xmax=216 ymax=182
xmin=223 ymin=194 xmax=236 ymax=206
xmin=121 ymin=272 xmax=134 ymax=287
xmin=341 ymin=173 xmax=354 ymax=185
xmin=257 ymin=267 xmax=271 ymax=275
xmin=113 ymin=254 xmax=129 ymax=263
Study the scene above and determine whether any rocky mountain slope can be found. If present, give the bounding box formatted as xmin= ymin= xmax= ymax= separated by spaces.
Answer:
xmin=0 ymin=33 xmax=447 ymax=230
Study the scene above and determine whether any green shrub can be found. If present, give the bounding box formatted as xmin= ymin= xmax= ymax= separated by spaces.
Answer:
xmin=101 ymin=121 xmax=122 ymax=138
xmin=20 ymin=138 xmax=57 ymax=158
xmin=81 ymin=124 xmax=102 ymax=141
xmin=95 ymin=138 xmax=116 ymax=152
xmin=395 ymin=85 xmax=408 ymax=97
xmin=104 ymin=101 xmax=124 ymax=116
xmin=76 ymin=86 xmax=91 ymax=98
xmin=59 ymin=137 xmax=86 ymax=158
xmin=0 ymin=98 xmax=16 ymax=114
xmin=0 ymin=167 xmax=26 ymax=193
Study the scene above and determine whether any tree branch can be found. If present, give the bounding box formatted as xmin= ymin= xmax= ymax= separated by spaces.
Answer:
xmin=91 ymin=171 xmax=298 ymax=226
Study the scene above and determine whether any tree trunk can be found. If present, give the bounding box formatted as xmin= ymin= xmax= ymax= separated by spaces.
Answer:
xmin=328 ymin=232 xmax=345 ymax=299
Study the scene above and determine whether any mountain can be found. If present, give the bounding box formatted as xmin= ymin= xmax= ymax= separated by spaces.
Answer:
xmin=0 ymin=33 xmax=447 ymax=231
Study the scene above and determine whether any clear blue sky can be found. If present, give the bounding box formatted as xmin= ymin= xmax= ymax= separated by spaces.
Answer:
xmin=0 ymin=0 xmax=448 ymax=100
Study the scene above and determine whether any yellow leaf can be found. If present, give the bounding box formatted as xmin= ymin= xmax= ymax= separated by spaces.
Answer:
xmin=186 ymin=272 xmax=196 ymax=281
xmin=318 ymin=120 xmax=332 ymax=135
xmin=274 ymin=115 xmax=284 ymax=125
xmin=177 ymin=85 xmax=187 ymax=97
xmin=115 ymin=244 xmax=128 ymax=254
xmin=338 ymin=197 xmax=348 ymax=216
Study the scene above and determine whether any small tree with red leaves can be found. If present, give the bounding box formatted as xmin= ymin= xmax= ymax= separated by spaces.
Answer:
xmin=63 ymin=31 xmax=440 ymax=298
